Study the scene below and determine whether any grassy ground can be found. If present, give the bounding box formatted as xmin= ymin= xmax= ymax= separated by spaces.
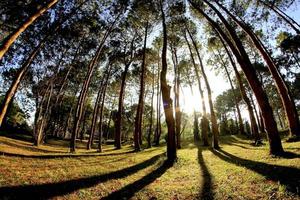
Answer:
xmin=0 ymin=134 xmax=299 ymax=200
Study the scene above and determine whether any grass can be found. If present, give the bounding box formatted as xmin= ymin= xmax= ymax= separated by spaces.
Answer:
xmin=0 ymin=134 xmax=299 ymax=199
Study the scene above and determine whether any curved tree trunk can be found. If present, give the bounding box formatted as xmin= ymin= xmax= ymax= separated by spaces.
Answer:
xmin=115 ymin=64 xmax=130 ymax=149
xmin=186 ymin=25 xmax=219 ymax=149
xmin=0 ymin=1 xmax=89 ymax=127
xmin=171 ymin=45 xmax=181 ymax=149
xmin=189 ymin=0 xmax=283 ymax=154
xmin=0 ymin=38 xmax=46 ymax=127
xmin=134 ymin=21 xmax=148 ymax=151
xmin=160 ymin=0 xmax=176 ymax=162
xmin=214 ymin=0 xmax=300 ymax=138
xmin=154 ymin=49 xmax=162 ymax=146
xmin=214 ymin=50 xmax=245 ymax=135
xmin=87 ymin=79 xmax=104 ymax=150
xmin=70 ymin=16 xmax=118 ymax=153
xmin=148 ymin=64 xmax=156 ymax=148
xmin=217 ymin=28 xmax=260 ymax=143
xmin=184 ymin=30 xmax=209 ymax=146
xmin=0 ymin=0 xmax=59 ymax=59
xmin=97 ymin=64 xmax=112 ymax=152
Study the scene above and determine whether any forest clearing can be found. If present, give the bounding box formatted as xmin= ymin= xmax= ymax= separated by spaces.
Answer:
xmin=0 ymin=133 xmax=299 ymax=199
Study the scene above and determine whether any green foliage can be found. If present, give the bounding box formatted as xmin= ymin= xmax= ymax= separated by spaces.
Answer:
xmin=0 ymin=96 xmax=30 ymax=133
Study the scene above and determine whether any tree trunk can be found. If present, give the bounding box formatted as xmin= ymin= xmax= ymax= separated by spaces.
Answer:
xmin=0 ymin=39 xmax=46 ymax=127
xmin=184 ymin=30 xmax=209 ymax=146
xmin=154 ymin=50 xmax=162 ymax=146
xmin=35 ymin=82 xmax=54 ymax=146
xmin=98 ymin=64 xmax=112 ymax=152
xmin=215 ymin=50 xmax=245 ymax=135
xmin=171 ymin=45 xmax=181 ymax=149
xmin=249 ymin=93 xmax=263 ymax=133
xmin=160 ymin=0 xmax=176 ymax=162
xmin=186 ymin=24 xmax=219 ymax=149
xmin=190 ymin=0 xmax=283 ymax=154
xmin=0 ymin=0 xmax=59 ymax=59
xmin=219 ymin=34 xmax=260 ymax=142
xmin=115 ymin=64 xmax=130 ymax=149
xmin=71 ymin=16 xmax=118 ymax=153
xmin=87 ymin=79 xmax=104 ymax=150
xmin=148 ymin=63 xmax=155 ymax=148
xmin=214 ymin=0 xmax=300 ymax=138
xmin=134 ymin=21 xmax=148 ymax=151
xmin=0 ymin=1 xmax=89 ymax=126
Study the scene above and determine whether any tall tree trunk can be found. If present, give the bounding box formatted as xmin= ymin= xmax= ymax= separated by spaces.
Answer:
xmin=87 ymin=79 xmax=104 ymax=150
xmin=184 ymin=30 xmax=209 ymax=146
xmin=98 ymin=64 xmax=112 ymax=152
xmin=186 ymin=25 xmax=219 ymax=149
xmin=0 ymin=0 xmax=59 ymax=59
xmin=35 ymin=82 xmax=54 ymax=146
xmin=276 ymin=109 xmax=284 ymax=130
xmin=115 ymin=64 xmax=130 ymax=149
xmin=34 ymin=85 xmax=50 ymax=146
xmin=190 ymin=0 xmax=283 ymax=154
xmin=219 ymin=35 xmax=260 ymax=142
xmin=114 ymin=31 xmax=136 ymax=149
xmin=70 ymin=16 xmax=119 ymax=153
xmin=175 ymin=67 xmax=181 ymax=149
xmin=160 ymin=0 xmax=176 ymax=162
xmin=171 ymin=45 xmax=181 ymax=149
xmin=249 ymin=93 xmax=263 ymax=133
xmin=134 ymin=21 xmax=148 ymax=151
xmin=148 ymin=63 xmax=155 ymax=148
xmin=214 ymin=0 xmax=300 ymax=138
xmin=63 ymin=107 xmax=73 ymax=139
xmin=154 ymin=50 xmax=162 ymax=146
xmin=214 ymin=50 xmax=245 ymax=135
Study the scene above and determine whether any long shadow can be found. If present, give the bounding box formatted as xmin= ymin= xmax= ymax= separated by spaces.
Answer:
xmin=211 ymin=148 xmax=300 ymax=195
xmin=0 ymin=153 xmax=165 ymax=199
xmin=0 ymin=149 xmax=135 ymax=159
xmin=101 ymin=160 xmax=173 ymax=199
xmin=0 ymin=139 xmax=63 ymax=154
xmin=197 ymin=144 xmax=214 ymax=200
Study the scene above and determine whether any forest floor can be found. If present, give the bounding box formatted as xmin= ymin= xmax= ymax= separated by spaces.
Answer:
xmin=0 ymin=133 xmax=299 ymax=200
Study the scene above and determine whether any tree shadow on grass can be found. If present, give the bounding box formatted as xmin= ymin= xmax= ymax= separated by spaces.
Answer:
xmin=211 ymin=148 xmax=300 ymax=196
xmin=101 ymin=160 xmax=173 ymax=199
xmin=0 ymin=153 xmax=165 ymax=199
xmin=0 ymin=149 xmax=136 ymax=159
xmin=197 ymin=144 xmax=214 ymax=200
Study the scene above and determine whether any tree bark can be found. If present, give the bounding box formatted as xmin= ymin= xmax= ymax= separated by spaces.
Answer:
xmin=190 ymin=0 xmax=283 ymax=154
xmin=218 ymin=32 xmax=260 ymax=142
xmin=184 ymin=30 xmax=209 ymax=146
xmin=186 ymin=23 xmax=219 ymax=149
xmin=70 ymin=15 xmax=119 ymax=153
xmin=98 ymin=64 xmax=112 ymax=152
xmin=148 ymin=63 xmax=155 ymax=148
xmin=214 ymin=0 xmax=300 ymax=138
xmin=134 ymin=21 xmax=148 ymax=151
xmin=214 ymin=50 xmax=245 ymax=135
xmin=160 ymin=0 xmax=176 ymax=162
